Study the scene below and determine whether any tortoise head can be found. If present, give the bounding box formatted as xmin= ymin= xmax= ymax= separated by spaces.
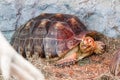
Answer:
xmin=80 ymin=36 xmax=96 ymax=54
xmin=80 ymin=36 xmax=105 ymax=55
xmin=74 ymin=30 xmax=105 ymax=55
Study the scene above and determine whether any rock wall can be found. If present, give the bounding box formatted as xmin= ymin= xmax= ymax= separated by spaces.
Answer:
xmin=0 ymin=0 xmax=120 ymax=41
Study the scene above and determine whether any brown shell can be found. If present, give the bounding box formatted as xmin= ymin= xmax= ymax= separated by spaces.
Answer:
xmin=11 ymin=13 xmax=87 ymax=59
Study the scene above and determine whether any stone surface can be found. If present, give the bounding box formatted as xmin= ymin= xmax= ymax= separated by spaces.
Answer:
xmin=0 ymin=0 xmax=120 ymax=41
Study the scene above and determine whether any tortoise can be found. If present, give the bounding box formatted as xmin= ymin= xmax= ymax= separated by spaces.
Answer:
xmin=11 ymin=13 xmax=105 ymax=66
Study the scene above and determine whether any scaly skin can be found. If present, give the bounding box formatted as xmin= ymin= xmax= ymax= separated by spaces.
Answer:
xmin=55 ymin=36 xmax=105 ymax=67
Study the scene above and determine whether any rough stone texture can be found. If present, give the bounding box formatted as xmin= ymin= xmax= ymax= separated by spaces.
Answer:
xmin=0 ymin=0 xmax=120 ymax=41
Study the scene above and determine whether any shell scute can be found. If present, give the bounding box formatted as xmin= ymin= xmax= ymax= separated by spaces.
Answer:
xmin=11 ymin=13 xmax=88 ymax=59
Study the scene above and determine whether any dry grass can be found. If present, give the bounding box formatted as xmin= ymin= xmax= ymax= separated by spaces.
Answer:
xmin=30 ymin=35 xmax=120 ymax=80
xmin=1 ymin=35 xmax=120 ymax=80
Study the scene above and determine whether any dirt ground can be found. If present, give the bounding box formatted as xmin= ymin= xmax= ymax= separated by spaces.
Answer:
xmin=1 ymin=35 xmax=120 ymax=80
xmin=29 ymin=35 xmax=120 ymax=80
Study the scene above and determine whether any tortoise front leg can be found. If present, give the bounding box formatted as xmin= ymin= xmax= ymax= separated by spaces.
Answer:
xmin=55 ymin=46 xmax=79 ymax=67
xmin=94 ymin=41 xmax=105 ymax=54
xmin=78 ymin=36 xmax=105 ymax=61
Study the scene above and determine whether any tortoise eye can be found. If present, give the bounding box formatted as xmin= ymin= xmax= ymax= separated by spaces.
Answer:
xmin=88 ymin=39 xmax=92 ymax=43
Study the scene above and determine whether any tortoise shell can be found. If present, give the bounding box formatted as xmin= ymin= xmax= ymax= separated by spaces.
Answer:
xmin=11 ymin=13 xmax=92 ymax=59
